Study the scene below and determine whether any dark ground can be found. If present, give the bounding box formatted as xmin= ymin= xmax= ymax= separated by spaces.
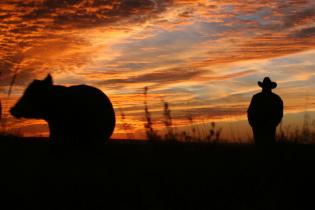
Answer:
xmin=0 ymin=136 xmax=315 ymax=210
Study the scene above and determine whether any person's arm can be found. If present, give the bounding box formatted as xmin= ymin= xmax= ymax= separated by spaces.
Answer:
xmin=278 ymin=98 xmax=284 ymax=124
xmin=273 ymin=96 xmax=283 ymax=126
xmin=247 ymin=97 xmax=256 ymax=127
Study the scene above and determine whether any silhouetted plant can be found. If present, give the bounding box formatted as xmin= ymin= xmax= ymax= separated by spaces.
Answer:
xmin=143 ymin=87 xmax=160 ymax=141
xmin=186 ymin=115 xmax=198 ymax=141
xmin=142 ymin=87 xmax=315 ymax=144
xmin=180 ymin=131 xmax=192 ymax=142
xmin=301 ymin=111 xmax=312 ymax=143
xmin=182 ymin=115 xmax=221 ymax=142
xmin=1 ymin=50 xmax=22 ymax=133
xmin=162 ymin=101 xmax=176 ymax=141
xmin=1 ymin=73 xmax=18 ymax=132
xmin=8 ymin=43 xmax=23 ymax=98
xmin=120 ymin=110 xmax=134 ymax=140
xmin=206 ymin=122 xmax=222 ymax=143
xmin=276 ymin=117 xmax=315 ymax=144
xmin=8 ymin=73 xmax=17 ymax=98
xmin=277 ymin=126 xmax=300 ymax=144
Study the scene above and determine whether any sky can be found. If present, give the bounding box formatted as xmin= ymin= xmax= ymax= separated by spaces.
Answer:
xmin=0 ymin=0 xmax=315 ymax=140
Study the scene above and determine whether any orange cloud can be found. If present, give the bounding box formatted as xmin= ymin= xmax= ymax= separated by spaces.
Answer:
xmin=1 ymin=0 xmax=315 ymax=140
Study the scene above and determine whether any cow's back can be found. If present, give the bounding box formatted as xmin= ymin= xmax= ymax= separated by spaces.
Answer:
xmin=48 ymin=85 xmax=115 ymax=142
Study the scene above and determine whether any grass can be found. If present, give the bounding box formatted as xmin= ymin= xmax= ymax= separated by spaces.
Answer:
xmin=142 ymin=86 xmax=315 ymax=144
xmin=143 ymin=86 xmax=223 ymax=143
xmin=1 ymin=85 xmax=315 ymax=209
xmin=2 ymin=69 xmax=315 ymax=210
xmin=0 ymin=135 xmax=315 ymax=210
xmin=277 ymin=113 xmax=315 ymax=144
xmin=3 ymin=69 xmax=315 ymax=144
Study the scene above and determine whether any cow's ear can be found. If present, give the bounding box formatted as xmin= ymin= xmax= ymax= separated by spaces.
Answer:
xmin=43 ymin=74 xmax=53 ymax=86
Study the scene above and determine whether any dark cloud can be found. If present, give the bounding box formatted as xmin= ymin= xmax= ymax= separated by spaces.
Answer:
xmin=179 ymin=106 xmax=245 ymax=119
xmin=0 ymin=0 xmax=172 ymax=86
xmin=145 ymin=105 xmax=246 ymax=120
xmin=293 ymin=26 xmax=315 ymax=38
xmin=99 ymin=67 xmax=202 ymax=86
xmin=283 ymin=7 xmax=315 ymax=29
xmin=6 ymin=0 xmax=170 ymax=30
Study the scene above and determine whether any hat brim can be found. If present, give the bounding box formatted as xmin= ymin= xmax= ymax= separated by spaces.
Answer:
xmin=258 ymin=81 xmax=277 ymax=89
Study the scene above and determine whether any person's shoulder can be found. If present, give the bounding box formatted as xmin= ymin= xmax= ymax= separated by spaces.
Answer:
xmin=252 ymin=92 xmax=262 ymax=99
xmin=271 ymin=92 xmax=283 ymax=104
xmin=271 ymin=92 xmax=282 ymax=99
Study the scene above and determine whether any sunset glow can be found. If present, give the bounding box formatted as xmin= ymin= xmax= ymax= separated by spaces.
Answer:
xmin=1 ymin=0 xmax=315 ymax=140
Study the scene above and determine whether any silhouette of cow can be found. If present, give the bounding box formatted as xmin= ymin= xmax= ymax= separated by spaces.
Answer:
xmin=247 ymin=77 xmax=283 ymax=145
xmin=10 ymin=74 xmax=115 ymax=145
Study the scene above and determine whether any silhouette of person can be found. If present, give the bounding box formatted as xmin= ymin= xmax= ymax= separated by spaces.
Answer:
xmin=247 ymin=77 xmax=283 ymax=145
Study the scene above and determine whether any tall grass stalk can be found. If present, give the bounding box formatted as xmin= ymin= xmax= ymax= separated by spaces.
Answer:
xmin=143 ymin=87 xmax=222 ymax=142
xmin=1 ymin=44 xmax=23 ymax=133
xmin=143 ymin=87 xmax=160 ymax=141
xmin=119 ymin=109 xmax=134 ymax=140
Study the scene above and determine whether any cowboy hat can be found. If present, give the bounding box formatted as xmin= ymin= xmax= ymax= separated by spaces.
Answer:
xmin=258 ymin=77 xmax=277 ymax=89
